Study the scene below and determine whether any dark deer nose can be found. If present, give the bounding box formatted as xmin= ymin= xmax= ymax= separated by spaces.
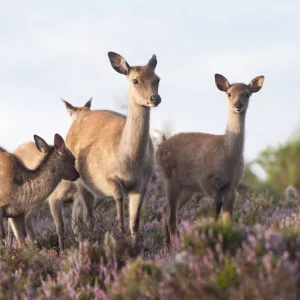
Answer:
xmin=150 ymin=95 xmax=161 ymax=106
xmin=234 ymin=102 xmax=242 ymax=109
xmin=72 ymin=171 xmax=80 ymax=181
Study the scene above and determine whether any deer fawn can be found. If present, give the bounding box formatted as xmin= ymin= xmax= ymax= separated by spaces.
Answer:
xmin=61 ymin=51 xmax=161 ymax=245
xmin=7 ymin=99 xmax=98 ymax=250
xmin=156 ymin=74 xmax=264 ymax=247
xmin=0 ymin=133 xmax=79 ymax=246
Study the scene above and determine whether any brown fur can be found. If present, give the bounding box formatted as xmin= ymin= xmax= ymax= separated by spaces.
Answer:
xmin=62 ymin=51 xmax=161 ymax=244
xmin=0 ymin=134 xmax=79 ymax=246
xmin=156 ymin=74 xmax=264 ymax=248
xmin=8 ymin=99 xmax=93 ymax=250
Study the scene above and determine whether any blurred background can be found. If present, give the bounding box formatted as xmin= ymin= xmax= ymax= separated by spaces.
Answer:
xmin=1 ymin=0 xmax=300 ymax=199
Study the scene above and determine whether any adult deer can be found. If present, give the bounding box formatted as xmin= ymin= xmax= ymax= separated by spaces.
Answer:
xmin=0 ymin=134 xmax=79 ymax=245
xmin=62 ymin=51 xmax=161 ymax=245
xmin=156 ymin=74 xmax=264 ymax=247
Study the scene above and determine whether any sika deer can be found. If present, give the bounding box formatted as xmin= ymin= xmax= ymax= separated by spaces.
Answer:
xmin=8 ymin=99 xmax=94 ymax=249
xmin=156 ymin=74 xmax=264 ymax=247
xmin=0 ymin=133 xmax=79 ymax=245
xmin=62 ymin=51 xmax=161 ymax=245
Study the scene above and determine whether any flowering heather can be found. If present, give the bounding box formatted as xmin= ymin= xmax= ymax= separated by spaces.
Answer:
xmin=1 ymin=168 xmax=300 ymax=299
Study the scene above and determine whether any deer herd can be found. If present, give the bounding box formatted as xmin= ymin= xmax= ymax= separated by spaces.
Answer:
xmin=0 ymin=51 xmax=265 ymax=252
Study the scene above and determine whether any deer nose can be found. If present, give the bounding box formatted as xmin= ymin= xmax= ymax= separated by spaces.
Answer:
xmin=234 ymin=102 xmax=242 ymax=109
xmin=72 ymin=171 xmax=80 ymax=181
xmin=150 ymin=95 xmax=161 ymax=106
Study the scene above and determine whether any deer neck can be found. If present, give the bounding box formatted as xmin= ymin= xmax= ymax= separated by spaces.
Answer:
xmin=224 ymin=110 xmax=246 ymax=159
xmin=17 ymin=151 xmax=62 ymax=205
xmin=119 ymin=98 xmax=150 ymax=163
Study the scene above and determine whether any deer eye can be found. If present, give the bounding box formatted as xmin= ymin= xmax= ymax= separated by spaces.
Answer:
xmin=227 ymin=93 xmax=231 ymax=97
xmin=157 ymin=78 xmax=160 ymax=83
xmin=133 ymin=79 xmax=139 ymax=84
xmin=245 ymin=92 xmax=250 ymax=98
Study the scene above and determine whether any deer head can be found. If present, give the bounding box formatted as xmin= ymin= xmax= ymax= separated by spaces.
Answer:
xmin=33 ymin=134 xmax=79 ymax=182
xmin=215 ymin=74 xmax=264 ymax=115
xmin=108 ymin=52 xmax=161 ymax=108
xmin=61 ymin=98 xmax=92 ymax=123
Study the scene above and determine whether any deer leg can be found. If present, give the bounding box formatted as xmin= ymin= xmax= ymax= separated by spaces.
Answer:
xmin=80 ymin=187 xmax=95 ymax=234
xmin=7 ymin=218 xmax=14 ymax=246
xmin=222 ymin=188 xmax=236 ymax=224
xmin=214 ymin=193 xmax=223 ymax=221
xmin=25 ymin=209 xmax=38 ymax=243
xmin=162 ymin=203 xmax=170 ymax=245
xmin=49 ymin=197 xmax=65 ymax=250
xmin=107 ymin=179 xmax=125 ymax=235
xmin=10 ymin=215 xmax=27 ymax=246
xmin=128 ymin=187 xmax=148 ymax=246
xmin=72 ymin=184 xmax=95 ymax=241
xmin=0 ymin=209 xmax=5 ymax=245
xmin=24 ymin=204 xmax=41 ymax=243
xmin=163 ymin=179 xmax=180 ymax=248
xmin=93 ymin=197 xmax=105 ymax=210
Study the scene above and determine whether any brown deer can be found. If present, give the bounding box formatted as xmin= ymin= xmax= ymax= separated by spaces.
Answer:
xmin=8 ymin=99 xmax=97 ymax=249
xmin=156 ymin=74 xmax=264 ymax=247
xmin=62 ymin=51 xmax=161 ymax=245
xmin=0 ymin=133 xmax=79 ymax=245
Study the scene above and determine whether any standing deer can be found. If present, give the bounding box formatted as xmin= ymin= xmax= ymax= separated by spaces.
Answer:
xmin=62 ymin=51 xmax=161 ymax=245
xmin=0 ymin=133 xmax=79 ymax=245
xmin=7 ymin=99 xmax=97 ymax=249
xmin=156 ymin=74 xmax=264 ymax=247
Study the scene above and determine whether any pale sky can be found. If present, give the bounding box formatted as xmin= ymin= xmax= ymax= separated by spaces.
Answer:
xmin=1 ymin=1 xmax=300 ymax=178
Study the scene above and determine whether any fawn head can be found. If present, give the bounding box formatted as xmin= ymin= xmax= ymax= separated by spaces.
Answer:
xmin=34 ymin=134 xmax=79 ymax=182
xmin=61 ymin=98 xmax=92 ymax=123
xmin=215 ymin=74 xmax=264 ymax=115
xmin=108 ymin=51 xmax=161 ymax=107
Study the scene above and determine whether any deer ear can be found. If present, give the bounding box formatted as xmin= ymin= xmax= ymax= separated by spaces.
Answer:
xmin=249 ymin=76 xmax=264 ymax=93
xmin=84 ymin=97 xmax=92 ymax=109
xmin=108 ymin=51 xmax=131 ymax=75
xmin=54 ymin=133 xmax=66 ymax=154
xmin=61 ymin=99 xmax=76 ymax=115
xmin=34 ymin=135 xmax=50 ymax=153
xmin=215 ymin=74 xmax=230 ymax=92
xmin=147 ymin=54 xmax=157 ymax=70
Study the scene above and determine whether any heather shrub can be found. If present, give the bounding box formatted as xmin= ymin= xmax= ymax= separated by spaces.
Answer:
xmin=110 ymin=257 xmax=162 ymax=300
xmin=1 ymin=167 xmax=300 ymax=299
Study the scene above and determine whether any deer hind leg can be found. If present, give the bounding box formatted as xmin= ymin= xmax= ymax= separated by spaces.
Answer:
xmin=49 ymin=181 xmax=78 ymax=250
xmin=72 ymin=184 xmax=95 ymax=242
xmin=163 ymin=179 xmax=180 ymax=248
xmin=7 ymin=218 xmax=13 ymax=246
xmin=49 ymin=197 xmax=65 ymax=250
xmin=0 ymin=209 xmax=5 ymax=245
xmin=214 ymin=193 xmax=223 ymax=221
xmin=93 ymin=197 xmax=105 ymax=210
xmin=221 ymin=187 xmax=236 ymax=224
xmin=24 ymin=207 xmax=38 ymax=243
xmin=9 ymin=215 xmax=27 ymax=246
xmin=162 ymin=203 xmax=170 ymax=245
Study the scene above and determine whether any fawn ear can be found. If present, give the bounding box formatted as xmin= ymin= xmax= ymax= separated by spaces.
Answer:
xmin=54 ymin=133 xmax=66 ymax=154
xmin=61 ymin=99 xmax=76 ymax=115
xmin=147 ymin=54 xmax=157 ymax=71
xmin=84 ymin=97 xmax=92 ymax=109
xmin=108 ymin=51 xmax=131 ymax=75
xmin=249 ymin=76 xmax=265 ymax=93
xmin=34 ymin=135 xmax=50 ymax=153
xmin=215 ymin=74 xmax=230 ymax=92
